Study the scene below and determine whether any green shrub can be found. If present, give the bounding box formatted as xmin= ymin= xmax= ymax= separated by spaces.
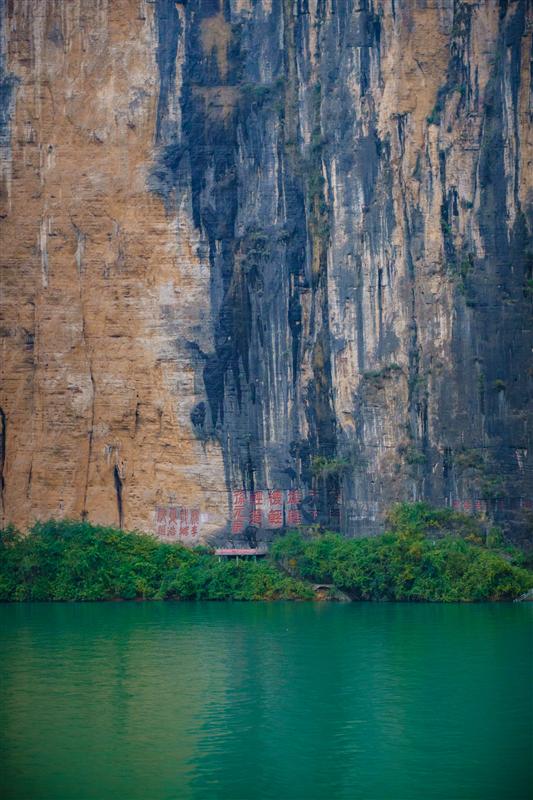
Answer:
xmin=1 ymin=508 xmax=531 ymax=603
xmin=385 ymin=501 xmax=481 ymax=539
xmin=310 ymin=456 xmax=349 ymax=478
xmin=271 ymin=510 xmax=532 ymax=602
xmin=0 ymin=521 xmax=312 ymax=602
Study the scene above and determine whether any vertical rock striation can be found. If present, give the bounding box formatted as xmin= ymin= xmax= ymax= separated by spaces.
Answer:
xmin=1 ymin=0 xmax=531 ymax=542
xmin=0 ymin=0 xmax=228 ymax=537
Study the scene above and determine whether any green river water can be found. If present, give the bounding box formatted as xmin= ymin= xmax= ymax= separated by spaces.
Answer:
xmin=0 ymin=602 xmax=531 ymax=800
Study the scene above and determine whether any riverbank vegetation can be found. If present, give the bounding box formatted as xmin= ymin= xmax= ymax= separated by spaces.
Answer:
xmin=271 ymin=504 xmax=532 ymax=602
xmin=0 ymin=521 xmax=312 ymax=602
xmin=0 ymin=504 xmax=531 ymax=602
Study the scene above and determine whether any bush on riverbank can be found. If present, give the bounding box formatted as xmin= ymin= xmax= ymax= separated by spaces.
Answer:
xmin=1 ymin=505 xmax=531 ymax=602
xmin=0 ymin=522 xmax=312 ymax=602
xmin=271 ymin=504 xmax=533 ymax=602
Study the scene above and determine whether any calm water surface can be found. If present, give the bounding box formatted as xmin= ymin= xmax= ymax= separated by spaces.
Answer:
xmin=0 ymin=602 xmax=531 ymax=800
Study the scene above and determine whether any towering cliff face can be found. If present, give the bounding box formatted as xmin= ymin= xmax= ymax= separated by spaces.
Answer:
xmin=1 ymin=0 xmax=531 ymax=543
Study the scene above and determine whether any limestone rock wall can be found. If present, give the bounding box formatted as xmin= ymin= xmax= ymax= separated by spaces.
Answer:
xmin=1 ymin=0 xmax=531 ymax=543
xmin=0 ymin=0 xmax=228 ymax=538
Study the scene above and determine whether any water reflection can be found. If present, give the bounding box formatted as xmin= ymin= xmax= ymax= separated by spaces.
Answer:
xmin=1 ymin=603 xmax=531 ymax=800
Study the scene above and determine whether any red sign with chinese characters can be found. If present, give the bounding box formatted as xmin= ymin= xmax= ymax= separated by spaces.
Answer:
xmin=230 ymin=488 xmax=315 ymax=533
xmin=155 ymin=506 xmax=202 ymax=540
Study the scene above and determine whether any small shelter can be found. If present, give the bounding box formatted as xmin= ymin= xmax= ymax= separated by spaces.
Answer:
xmin=214 ymin=544 xmax=268 ymax=562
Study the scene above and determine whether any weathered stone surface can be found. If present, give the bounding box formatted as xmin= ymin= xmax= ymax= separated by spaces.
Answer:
xmin=515 ymin=587 xmax=533 ymax=602
xmin=0 ymin=0 xmax=228 ymax=539
xmin=1 ymin=0 xmax=531 ymax=544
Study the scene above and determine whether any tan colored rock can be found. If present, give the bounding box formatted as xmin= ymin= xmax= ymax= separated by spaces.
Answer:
xmin=0 ymin=0 xmax=227 ymax=539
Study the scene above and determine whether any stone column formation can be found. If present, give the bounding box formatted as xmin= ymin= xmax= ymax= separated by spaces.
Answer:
xmin=1 ymin=0 xmax=531 ymax=543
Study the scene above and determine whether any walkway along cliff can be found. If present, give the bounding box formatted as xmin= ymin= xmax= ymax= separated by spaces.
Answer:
xmin=1 ymin=0 xmax=532 ymax=544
